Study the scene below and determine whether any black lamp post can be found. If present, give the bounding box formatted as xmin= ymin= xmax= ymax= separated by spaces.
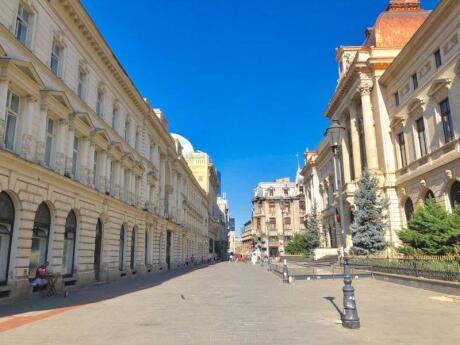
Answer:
xmin=326 ymin=119 xmax=360 ymax=329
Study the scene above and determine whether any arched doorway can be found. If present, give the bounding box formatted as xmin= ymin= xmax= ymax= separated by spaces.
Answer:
xmin=449 ymin=181 xmax=460 ymax=209
xmin=425 ymin=190 xmax=435 ymax=202
xmin=63 ymin=210 xmax=77 ymax=277
xmin=404 ymin=198 xmax=414 ymax=223
xmin=94 ymin=219 xmax=103 ymax=281
xmin=0 ymin=192 xmax=15 ymax=284
xmin=118 ymin=226 xmax=125 ymax=271
xmin=130 ymin=227 xmax=136 ymax=270
xmin=29 ymin=202 xmax=51 ymax=277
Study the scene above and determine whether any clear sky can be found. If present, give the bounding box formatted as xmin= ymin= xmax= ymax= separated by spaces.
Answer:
xmin=81 ymin=0 xmax=438 ymax=234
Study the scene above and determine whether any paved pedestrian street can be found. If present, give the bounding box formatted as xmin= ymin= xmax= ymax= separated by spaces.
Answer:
xmin=0 ymin=263 xmax=459 ymax=345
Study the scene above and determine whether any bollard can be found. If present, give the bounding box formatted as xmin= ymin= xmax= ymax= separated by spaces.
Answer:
xmin=283 ymin=259 xmax=289 ymax=284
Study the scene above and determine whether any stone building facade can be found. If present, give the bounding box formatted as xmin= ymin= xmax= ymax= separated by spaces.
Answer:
xmin=301 ymin=0 xmax=460 ymax=254
xmin=251 ymin=178 xmax=305 ymax=257
xmin=0 ymin=0 xmax=212 ymax=301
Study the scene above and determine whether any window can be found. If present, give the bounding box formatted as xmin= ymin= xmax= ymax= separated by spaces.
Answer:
xmin=135 ymin=128 xmax=140 ymax=150
xmin=96 ymin=91 xmax=104 ymax=116
xmin=404 ymin=198 xmax=414 ymax=223
xmin=299 ymin=200 xmax=305 ymax=210
xmin=130 ymin=228 xmax=136 ymax=270
xmin=15 ymin=4 xmax=31 ymax=46
xmin=149 ymin=185 xmax=155 ymax=205
xmin=62 ymin=210 xmax=77 ymax=277
xmin=124 ymin=169 xmax=130 ymax=199
xmin=29 ymin=203 xmax=51 ymax=277
xmin=72 ymin=137 xmax=79 ymax=178
xmin=284 ymin=217 xmax=291 ymax=225
xmin=283 ymin=188 xmax=289 ymax=196
xmin=112 ymin=106 xmax=118 ymax=130
xmin=357 ymin=116 xmax=367 ymax=169
xmin=93 ymin=151 xmax=98 ymax=187
xmin=124 ymin=119 xmax=130 ymax=143
xmin=269 ymin=218 xmax=276 ymax=230
xmin=118 ymin=226 xmax=125 ymax=271
xmin=135 ymin=176 xmax=140 ymax=203
xmin=145 ymin=230 xmax=151 ymax=266
xmin=397 ymin=132 xmax=407 ymax=168
xmin=268 ymin=188 xmax=274 ymax=197
xmin=110 ymin=162 xmax=116 ymax=194
xmin=411 ymin=73 xmax=418 ymax=90
xmin=5 ymin=90 xmax=20 ymax=151
xmin=209 ymin=238 xmax=214 ymax=253
xmin=0 ymin=192 xmax=15 ymax=284
xmin=77 ymin=70 xmax=87 ymax=100
xmin=50 ymin=40 xmax=63 ymax=76
xmin=269 ymin=202 xmax=275 ymax=216
xmin=449 ymin=181 xmax=460 ymax=209
xmin=416 ymin=118 xmax=428 ymax=157
xmin=434 ymin=49 xmax=442 ymax=69
xmin=393 ymin=92 xmax=400 ymax=107
xmin=256 ymin=217 xmax=261 ymax=230
xmin=149 ymin=141 xmax=155 ymax=161
xmin=439 ymin=99 xmax=454 ymax=143
xmin=45 ymin=118 xmax=55 ymax=168
xmin=425 ymin=190 xmax=435 ymax=202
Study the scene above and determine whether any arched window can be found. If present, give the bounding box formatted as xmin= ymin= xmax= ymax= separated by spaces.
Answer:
xmin=0 ymin=192 xmax=15 ymax=284
xmin=404 ymin=198 xmax=414 ymax=223
xmin=425 ymin=190 xmax=435 ymax=202
xmin=130 ymin=228 xmax=136 ymax=270
xmin=62 ymin=210 xmax=77 ymax=276
xmin=449 ymin=181 xmax=460 ymax=209
xmin=118 ymin=226 xmax=125 ymax=271
xmin=29 ymin=203 xmax=51 ymax=277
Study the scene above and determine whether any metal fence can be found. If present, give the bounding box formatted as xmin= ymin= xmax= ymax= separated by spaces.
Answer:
xmin=348 ymin=256 xmax=460 ymax=282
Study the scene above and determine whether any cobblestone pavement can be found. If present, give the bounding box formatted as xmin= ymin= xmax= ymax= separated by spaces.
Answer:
xmin=0 ymin=262 xmax=459 ymax=345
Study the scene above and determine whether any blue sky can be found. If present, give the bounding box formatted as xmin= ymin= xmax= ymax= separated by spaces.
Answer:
xmin=81 ymin=0 xmax=438 ymax=234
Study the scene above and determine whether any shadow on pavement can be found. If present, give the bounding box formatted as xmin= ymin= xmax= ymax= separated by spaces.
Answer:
xmin=323 ymin=296 xmax=343 ymax=318
xmin=0 ymin=262 xmax=219 ymax=319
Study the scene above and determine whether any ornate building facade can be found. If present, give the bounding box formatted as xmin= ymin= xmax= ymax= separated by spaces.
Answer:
xmin=0 ymin=0 xmax=214 ymax=301
xmin=251 ymin=177 xmax=305 ymax=257
xmin=301 ymin=0 xmax=460 ymax=254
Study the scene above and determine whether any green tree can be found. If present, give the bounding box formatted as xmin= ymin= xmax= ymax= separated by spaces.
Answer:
xmin=285 ymin=204 xmax=320 ymax=256
xmin=350 ymin=169 xmax=387 ymax=255
xmin=397 ymin=198 xmax=460 ymax=255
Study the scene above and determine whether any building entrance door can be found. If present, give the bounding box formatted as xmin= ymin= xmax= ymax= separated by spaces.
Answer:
xmin=94 ymin=220 xmax=103 ymax=281
xmin=166 ymin=230 xmax=172 ymax=270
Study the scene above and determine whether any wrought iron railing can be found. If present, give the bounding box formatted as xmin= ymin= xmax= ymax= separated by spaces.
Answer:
xmin=348 ymin=256 xmax=460 ymax=282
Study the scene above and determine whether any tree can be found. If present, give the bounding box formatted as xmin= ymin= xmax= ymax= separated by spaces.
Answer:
xmin=350 ymin=169 xmax=387 ymax=255
xmin=285 ymin=204 xmax=320 ymax=256
xmin=397 ymin=198 xmax=460 ymax=256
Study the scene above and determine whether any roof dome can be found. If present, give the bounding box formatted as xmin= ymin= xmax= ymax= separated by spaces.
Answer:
xmin=171 ymin=133 xmax=194 ymax=155
xmin=364 ymin=0 xmax=430 ymax=49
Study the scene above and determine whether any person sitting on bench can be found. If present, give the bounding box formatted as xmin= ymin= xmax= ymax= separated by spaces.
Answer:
xmin=31 ymin=261 xmax=49 ymax=287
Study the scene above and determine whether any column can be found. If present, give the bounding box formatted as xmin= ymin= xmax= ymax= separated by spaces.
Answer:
xmin=105 ymin=154 xmax=112 ymax=194
xmin=359 ymin=81 xmax=379 ymax=171
xmin=119 ymin=166 xmax=125 ymax=201
xmin=65 ymin=119 xmax=75 ymax=177
xmin=349 ymin=102 xmax=362 ymax=179
xmin=20 ymin=95 xmax=37 ymax=160
xmin=99 ymin=150 xmax=107 ymax=192
xmin=36 ymin=100 xmax=48 ymax=164
xmin=55 ymin=119 xmax=69 ymax=175
xmin=79 ymin=138 xmax=90 ymax=184
xmin=0 ymin=79 xmax=8 ymax=147
xmin=87 ymin=139 xmax=95 ymax=187
xmin=341 ymin=117 xmax=351 ymax=185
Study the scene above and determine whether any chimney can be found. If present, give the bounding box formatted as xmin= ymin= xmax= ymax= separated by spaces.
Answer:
xmin=387 ymin=0 xmax=421 ymax=11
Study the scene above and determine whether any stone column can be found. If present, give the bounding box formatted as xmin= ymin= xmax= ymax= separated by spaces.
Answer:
xmin=341 ymin=117 xmax=352 ymax=185
xmin=55 ymin=119 xmax=69 ymax=175
xmin=0 ymin=79 xmax=9 ymax=148
xmin=36 ymin=100 xmax=48 ymax=164
xmin=349 ymin=102 xmax=362 ymax=178
xmin=359 ymin=81 xmax=379 ymax=171
xmin=65 ymin=118 xmax=75 ymax=177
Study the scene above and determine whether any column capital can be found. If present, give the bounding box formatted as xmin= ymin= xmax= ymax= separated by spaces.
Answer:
xmin=358 ymin=81 xmax=373 ymax=96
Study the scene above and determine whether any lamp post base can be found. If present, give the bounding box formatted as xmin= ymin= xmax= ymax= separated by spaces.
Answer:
xmin=342 ymin=318 xmax=360 ymax=329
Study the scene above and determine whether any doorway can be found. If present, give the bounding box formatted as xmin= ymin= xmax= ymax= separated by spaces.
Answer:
xmin=94 ymin=219 xmax=103 ymax=281
xmin=166 ymin=230 xmax=172 ymax=270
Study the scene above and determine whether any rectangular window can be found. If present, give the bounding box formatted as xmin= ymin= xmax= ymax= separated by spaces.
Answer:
xmin=269 ymin=218 xmax=276 ymax=230
xmin=149 ymin=185 xmax=155 ymax=205
xmin=434 ymin=49 xmax=442 ymax=69
xmin=110 ymin=162 xmax=116 ymax=194
xmin=397 ymin=132 xmax=407 ymax=168
xmin=72 ymin=137 xmax=79 ymax=177
xmin=96 ymin=91 xmax=104 ymax=116
xmin=112 ymin=107 xmax=118 ymax=129
xmin=416 ymin=118 xmax=428 ymax=157
xmin=15 ymin=4 xmax=30 ymax=46
xmin=299 ymin=200 xmax=305 ymax=210
xmin=283 ymin=188 xmax=289 ymax=196
xmin=50 ymin=41 xmax=62 ymax=76
xmin=284 ymin=217 xmax=291 ymax=225
xmin=124 ymin=120 xmax=130 ymax=142
xmin=135 ymin=128 xmax=140 ymax=150
xmin=93 ymin=151 xmax=98 ymax=187
xmin=149 ymin=142 xmax=155 ymax=161
xmin=440 ymin=98 xmax=454 ymax=144
xmin=5 ymin=90 xmax=20 ymax=151
xmin=411 ymin=73 xmax=418 ymax=90
xmin=77 ymin=70 xmax=86 ymax=100
xmin=394 ymin=92 xmax=400 ymax=107
xmin=45 ymin=118 xmax=54 ymax=167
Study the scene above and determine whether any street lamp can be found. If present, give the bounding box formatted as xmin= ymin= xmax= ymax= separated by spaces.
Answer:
xmin=326 ymin=119 xmax=360 ymax=329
